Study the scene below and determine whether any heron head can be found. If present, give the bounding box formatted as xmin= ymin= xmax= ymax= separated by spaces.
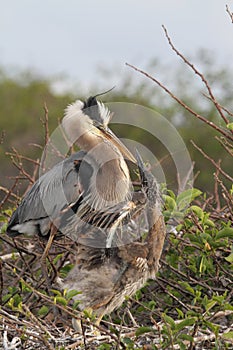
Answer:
xmin=62 ymin=96 xmax=136 ymax=163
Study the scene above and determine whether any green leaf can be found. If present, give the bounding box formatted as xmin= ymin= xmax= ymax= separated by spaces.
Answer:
xmin=205 ymin=300 xmax=217 ymax=312
xmin=97 ymin=344 xmax=112 ymax=350
xmin=163 ymin=195 xmax=177 ymax=211
xmin=0 ymin=223 xmax=7 ymax=233
xmin=227 ymin=122 xmax=233 ymax=130
xmin=178 ymin=333 xmax=194 ymax=342
xmin=189 ymin=205 xmax=204 ymax=220
xmin=177 ymin=189 xmax=202 ymax=210
xmin=163 ymin=314 xmax=176 ymax=329
xmin=204 ymin=218 xmax=215 ymax=227
xmin=176 ymin=308 xmax=184 ymax=319
xmin=204 ymin=320 xmax=220 ymax=336
xmin=54 ymin=296 xmax=68 ymax=306
xmin=222 ymin=331 xmax=233 ymax=339
xmin=38 ymin=305 xmax=49 ymax=317
xmin=225 ymin=253 xmax=233 ymax=263
xmin=178 ymin=333 xmax=193 ymax=340
xmin=72 ymin=300 xmax=81 ymax=310
xmin=176 ymin=318 xmax=196 ymax=332
xmin=216 ymin=227 xmax=233 ymax=240
xmin=53 ymin=253 xmax=63 ymax=265
xmin=51 ymin=289 xmax=62 ymax=297
xmin=135 ymin=326 xmax=153 ymax=336
xmin=66 ymin=289 xmax=81 ymax=300
xmin=123 ymin=337 xmax=135 ymax=346
xmin=179 ymin=281 xmax=195 ymax=295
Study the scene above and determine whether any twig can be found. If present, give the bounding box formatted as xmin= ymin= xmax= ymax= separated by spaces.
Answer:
xmin=125 ymin=63 xmax=233 ymax=142
xmin=0 ymin=130 xmax=5 ymax=145
xmin=203 ymin=92 xmax=233 ymax=118
xmin=177 ymin=161 xmax=194 ymax=193
xmin=214 ymin=160 xmax=221 ymax=211
xmin=214 ymin=173 xmax=233 ymax=215
xmin=0 ymin=259 xmax=3 ymax=304
xmin=23 ymin=158 xmax=39 ymax=194
xmin=41 ymin=102 xmax=50 ymax=146
xmin=191 ymin=140 xmax=233 ymax=182
xmin=22 ymin=304 xmax=56 ymax=350
xmin=29 ymin=143 xmax=43 ymax=149
xmin=6 ymin=150 xmax=40 ymax=166
xmin=156 ymin=278 xmax=192 ymax=311
xmin=0 ymin=178 xmax=19 ymax=210
xmin=226 ymin=4 xmax=233 ymax=23
xmin=0 ymin=186 xmax=20 ymax=200
xmin=162 ymin=25 xmax=231 ymax=127
xmin=11 ymin=158 xmax=35 ymax=184
xmin=215 ymin=136 xmax=233 ymax=157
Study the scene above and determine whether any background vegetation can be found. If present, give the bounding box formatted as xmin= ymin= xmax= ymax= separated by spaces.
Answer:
xmin=0 ymin=49 xmax=233 ymax=199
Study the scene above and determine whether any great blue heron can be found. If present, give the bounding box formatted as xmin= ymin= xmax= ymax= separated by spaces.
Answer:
xmin=7 ymin=96 xmax=136 ymax=241
xmin=6 ymin=96 xmax=166 ymax=331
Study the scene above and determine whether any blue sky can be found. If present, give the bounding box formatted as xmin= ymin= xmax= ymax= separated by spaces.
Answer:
xmin=1 ymin=1 xmax=232 ymax=91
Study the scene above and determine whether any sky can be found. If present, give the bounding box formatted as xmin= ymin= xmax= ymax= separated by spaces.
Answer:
xmin=0 ymin=0 xmax=233 ymax=92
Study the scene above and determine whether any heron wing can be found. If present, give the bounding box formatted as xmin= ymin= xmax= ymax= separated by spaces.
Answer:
xmin=7 ymin=151 xmax=92 ymax=236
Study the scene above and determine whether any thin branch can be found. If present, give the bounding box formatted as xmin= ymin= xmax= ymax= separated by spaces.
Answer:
xmin=6 ymin=149 xmax=40 ymax=166
xmin=213 ymin=160 xmax=221 ymax=211
xmin=203 ymin=92 xmax=233 ymax=118
xmin=41 ymin=102 xmax=50 ymax=146
xmin=190 ymin=140 xmax=233 ymax=182
xmin=177 ymin=161 xmax=194 ymax=192
xmin=214 ymin=173 xmax=233 ymax=216
xmin=226 ymin=4 xmax=233 ymax=23
xmin=11 ymin=158 xmax=35 ymax=184
xmin=0 ymin=178 xmax=19 ymax=210
xmin=0 ymin=130 xmax=5 ymax=145
xmin=0 ymin=186 xmax=20 ymax=200
xmin=162 ymin=25 xmax=231 ymax=127
xmin=215 ymin=136 xmax=233 ymax=157
xmin=125 ymin=63 xmax=233 ymax=141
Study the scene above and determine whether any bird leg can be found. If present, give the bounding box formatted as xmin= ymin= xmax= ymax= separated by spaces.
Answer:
xmin=41 ymin=223 xmax=57 ymax=291
xmin=72 ymin=308 xmax=103 ymax=335
xmin=40 ymin=222 xmax=61 ymax=321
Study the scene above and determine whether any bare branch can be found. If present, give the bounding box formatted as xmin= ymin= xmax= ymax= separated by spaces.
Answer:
xmin=226 ymin=4 xmax=233 ymax=23
xmin=0 ymin=130 xmax=5 ymax=145
xmin=213 ymin=160 xmax=221 ymax=211
xmin=41 ymin=102 xmax=50 ymax=146
xmin=11 ymin=158 xmax=35 ymax=184
xmin=125 ymin=63 xmax=233 ymax=141
xmin=190 ymin=140 xmax=233 ymax=182
xmin=162 ymin=25 xmax=231 ymax=127
xmin=6 ymin=148 xmax=40 ymax=166
xmin=0 ymin=178 xmax=19 ymax=210
xmin=203 ymin=92 xmax=233 ymax=118
xmin=215 ymin=136 xmax=233 ymax=157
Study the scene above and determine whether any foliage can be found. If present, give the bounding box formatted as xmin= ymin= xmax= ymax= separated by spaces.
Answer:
xmin=0 ymin=175 xmax=232 ymax=348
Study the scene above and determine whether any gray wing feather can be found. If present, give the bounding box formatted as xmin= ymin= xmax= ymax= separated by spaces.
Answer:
xmin=7 ymin=151 xmax=88 ymax=236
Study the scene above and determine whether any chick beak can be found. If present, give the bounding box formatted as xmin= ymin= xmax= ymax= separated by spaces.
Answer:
xmin=101 ymin=127 xmax=136 ymax=163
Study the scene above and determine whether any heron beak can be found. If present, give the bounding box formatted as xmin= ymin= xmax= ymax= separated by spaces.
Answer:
xmin=101 ymin=127 xmax=136 ymax=163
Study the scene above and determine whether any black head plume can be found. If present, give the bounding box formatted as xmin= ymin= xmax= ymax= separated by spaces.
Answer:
xmin=82 ymin=86 xmax=115 ymax=125
xmin=83 ymin=86 xmax=116 ymax=110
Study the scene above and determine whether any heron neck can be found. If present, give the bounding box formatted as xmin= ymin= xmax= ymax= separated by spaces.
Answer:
xmin=78 ymin=132 xmax=131 ymax=205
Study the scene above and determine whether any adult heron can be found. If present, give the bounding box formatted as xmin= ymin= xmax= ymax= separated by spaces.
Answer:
xmin=7 ymin=96 xmax=136 ymax=242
